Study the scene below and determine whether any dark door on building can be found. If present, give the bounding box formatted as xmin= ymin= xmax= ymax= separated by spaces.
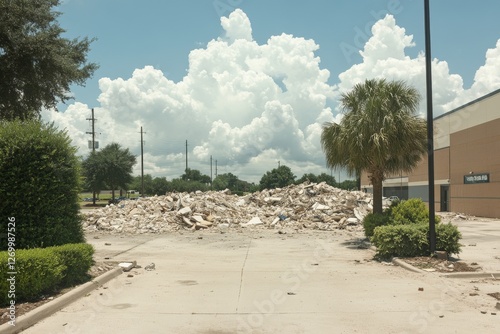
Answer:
xmin=440 ymin=185 xmax=449 ymax=212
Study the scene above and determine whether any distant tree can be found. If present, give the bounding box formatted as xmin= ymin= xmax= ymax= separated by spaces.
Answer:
xmin=133 ymin=174 xmax=154 ymax=196
xmin=181 ymin=168 xmax=211 ymax=184
xmin=296 ymin=172 xmax=337 ymax=186
xmin=212 ymin=173 xmax=256 ymax=194
xmin=212 ymin=173 xmax=238 ymax=190
xmin=81 ymin=151 xmax=106 ymax=205
xmin=296 ymin=173 xmax=319 ymax=184
xmin=82 ymin=143 xmax=136 ymax=201
xmin=338 ymin=179 xmax=358 ymax=191
xmin=321 ymin=79 xmax=426 ymax=214
xmin=169 ymin=178 xmax=208 ymax=193
xmin=128 ymin=175 xmax=142 ymax=194
xmin=0 ymin=0 xmax=98 ymax=120
xmin=152 ymin=176 xmax=169 ymax=195
xmin=259 ymin=165 xmax=296 ymax=190
xmin=317 ymin=172 xmax=337 ymax=186
xmin=128 ymin=175 xmax=169 ymax=196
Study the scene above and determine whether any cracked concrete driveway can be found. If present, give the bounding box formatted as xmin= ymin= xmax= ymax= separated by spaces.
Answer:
xmin=22 ymin=227 xmax=499 ymax=334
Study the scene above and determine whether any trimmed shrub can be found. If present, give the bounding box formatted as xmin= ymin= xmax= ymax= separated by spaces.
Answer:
xmin=371 ymin=224 xmax=429 ymax=258
xmin=362 ymin=198 xmax=438 ymax=238
xmin=435 ymin=223 xmax=462 ymax=255
xmin=371 ymin=223 xmax=462 ymax=258
xmin=0 ymin=248 xmax=65 ymax=305
xmin=390 ymin=198 xmax=441 ymax=225
xmin=363 ymin=212 xmax=390 ymax=238
xmin=0 ymin=120 xmax=84 ymax=250
xmin=48 ymin=243 xmax=95 ymax=286
xmin=0 ymin=243 xmax=94 ymax=306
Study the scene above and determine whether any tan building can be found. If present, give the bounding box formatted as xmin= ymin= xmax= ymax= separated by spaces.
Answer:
xmin=361 ymin=88 xmax=500 ymax=218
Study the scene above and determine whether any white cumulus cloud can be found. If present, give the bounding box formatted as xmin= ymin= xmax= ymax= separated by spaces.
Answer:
xmin=338 ymin=14 xmax=500 ymax=117
xmin=42 ymin=10 xmax=500 ymax=183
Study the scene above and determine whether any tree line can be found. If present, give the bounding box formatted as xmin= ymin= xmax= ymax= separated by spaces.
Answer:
xmin=80 ymin=147 xmax=358 ymax=198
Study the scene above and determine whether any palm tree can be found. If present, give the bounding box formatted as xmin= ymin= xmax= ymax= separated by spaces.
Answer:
xmin=321 ymin=79 xmax=427 ymax=214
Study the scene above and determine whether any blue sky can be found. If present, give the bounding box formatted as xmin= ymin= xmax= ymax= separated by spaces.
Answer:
xmin=46 ymin=0 xmax=500 ymax=182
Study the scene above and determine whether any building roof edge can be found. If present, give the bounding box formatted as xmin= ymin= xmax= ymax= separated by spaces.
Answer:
xmin=434 ymin=88 xmax=500 ymax=121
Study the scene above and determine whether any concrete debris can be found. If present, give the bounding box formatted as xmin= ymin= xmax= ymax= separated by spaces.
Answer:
xmin=82 ymin=182 xmax=374 ymax=234
xmin=144 ymin=263 xmax=156 ymax=271
xmin=119 ymin=262 xmax=136 ymax=272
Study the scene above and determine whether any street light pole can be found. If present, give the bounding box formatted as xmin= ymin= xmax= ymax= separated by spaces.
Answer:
xmin=424 ymin=0 xmax=436 ymax=253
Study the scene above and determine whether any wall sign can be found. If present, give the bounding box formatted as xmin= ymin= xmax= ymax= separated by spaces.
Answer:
xmin=464 ymin=173 xmax=489 ymax=184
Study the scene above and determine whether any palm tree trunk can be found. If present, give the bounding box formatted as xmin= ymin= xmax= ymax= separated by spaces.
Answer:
xmin=372 ymin=176 xmax=384 ymax=214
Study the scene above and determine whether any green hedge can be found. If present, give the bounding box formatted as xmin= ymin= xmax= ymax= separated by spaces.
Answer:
xmin=363 ymin=198 xmax=442 ymax=238
xmin=363 ymin=212 xmax=390 ymax=238
xmin=0 ymin=120 xmax=84 ymax=250
xmin=48 ymin=243 xmax=95 ymax=286
xmin=371 ymin=223 xmax=462 ymax=258
xmin=0 ymin=243 xmax=94 ymax=306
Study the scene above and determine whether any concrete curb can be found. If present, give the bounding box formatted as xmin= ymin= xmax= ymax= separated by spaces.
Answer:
xmin=366 ymin=241 xmax=498 ymax=279
xmin=442 ymin=272 xmax=500 ymax=279
xmin=368 ymin=245 xmax=428 ymax=274
xmin=0 ymin=266 xmax=123 ymax=334
xmin=391 ymin=258 xmax=500 ymax=279
xmin=392 ymin=258 xmax=427 ymax=274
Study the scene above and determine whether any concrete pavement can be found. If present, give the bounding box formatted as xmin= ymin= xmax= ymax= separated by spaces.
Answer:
xmin=450 ymin=219 xmax=500 ymax=272
xmin=14 ymin=221 xmax=499 ymax=334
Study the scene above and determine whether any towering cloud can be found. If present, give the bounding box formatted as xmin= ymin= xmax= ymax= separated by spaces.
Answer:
xmin=42 ymin=10 xmax=500 ymax=182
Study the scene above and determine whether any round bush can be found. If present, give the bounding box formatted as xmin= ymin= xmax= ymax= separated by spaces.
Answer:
xmin=363 ymin=212 xmax=390 ymax=238
xmin=390 ymin=198 xmax=441 ymax=225
xmin=0 ymin=120 xmax=84 ymax=249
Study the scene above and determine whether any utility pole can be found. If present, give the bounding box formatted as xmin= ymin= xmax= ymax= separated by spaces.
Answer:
xmin=86 ymin=108 xmax=97 ymax=205
xmin=185 ymin=140 xmax=188 ymax=173
xmin=86 ymin=108 xmax=97 ymax=151
xmin=278 ymin=161 xmax=280 ymax=168
xmin=140 ymin=127 xmax=145 ymax=197
xmin=215 ymin=160 xmax=218 ymax=178
xmin=210 ymin=155 xmax=213 ymax=189
xmin=424 ymin=0 xmax=436 ymax=253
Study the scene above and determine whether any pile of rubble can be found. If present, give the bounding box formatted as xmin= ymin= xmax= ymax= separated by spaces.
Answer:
xmin=82 ymin=182 xmax=374 ymax=234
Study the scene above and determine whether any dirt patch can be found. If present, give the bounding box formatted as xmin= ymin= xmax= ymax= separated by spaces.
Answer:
xmin=401 ymin=256 xmax=481 ymax=273
xmin=0 ymin=261 xmax=117 ymax=326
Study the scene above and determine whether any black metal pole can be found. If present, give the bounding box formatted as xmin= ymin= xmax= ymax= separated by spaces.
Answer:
xmin=424 ymin=0 xmax=436 ymax=253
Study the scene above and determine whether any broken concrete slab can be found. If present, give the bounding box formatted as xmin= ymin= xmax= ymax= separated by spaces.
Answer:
xmin=118 ymin=261 xmax=136 ymax=272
